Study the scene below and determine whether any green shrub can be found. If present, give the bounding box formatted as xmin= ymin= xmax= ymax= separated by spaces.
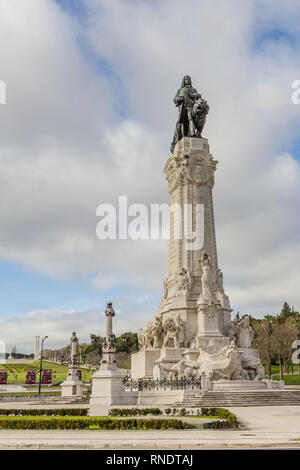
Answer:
xmin=201 ymin=407 xmax=218 ymax=416
xmin=109 ymin=408 xmax=162 ymax=417
xmin=0 ymin=408 xmax=88 ymax=417
xmin=209 ymin=408 xmax=239 ymax=429
xmin=0 ymin=416 xmax=188 ymax=430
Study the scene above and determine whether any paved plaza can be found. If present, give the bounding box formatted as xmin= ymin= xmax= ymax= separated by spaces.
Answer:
xmin=0 ymin=405 xmax=300 ymax=449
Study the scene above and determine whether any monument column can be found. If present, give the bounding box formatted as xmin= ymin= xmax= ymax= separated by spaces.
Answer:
xmin=90 ymin=302 xmax=125 ymax=415
xmin=60 ymin=332 xmax=84 ymax=398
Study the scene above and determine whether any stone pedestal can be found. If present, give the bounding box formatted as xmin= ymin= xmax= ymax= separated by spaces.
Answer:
xmin=196 ymin=301 xmax=223 ymax=338
xmin=60 ymin=368 xmax=83 ymax=398
xmin=131 ymin=349 xmax=160 ymax=379
xmin=89 ymin=369 xmax=125 ymax=415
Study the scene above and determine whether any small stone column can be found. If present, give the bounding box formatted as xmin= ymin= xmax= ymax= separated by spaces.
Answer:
xmin=61 ymin=332 xmax=84 ymax=398
xmin=34 ymin=336 xmax=40 ymax=360
xmin=90 ymin=302 xmax=125 ymax=416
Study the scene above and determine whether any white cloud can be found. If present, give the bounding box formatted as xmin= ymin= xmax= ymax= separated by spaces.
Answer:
xmin=0 ymin=300 xmax=156 ymax=353
xmin=1 ymin=0 xmax=300 ymax=351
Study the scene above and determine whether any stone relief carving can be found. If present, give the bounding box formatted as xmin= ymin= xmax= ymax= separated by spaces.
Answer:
xmin=199 ymin=340 xmax=248 ymax=381
xmin=166 ymin=359 xmax=200 ymax=379
xmin=138 ymin=315 xmax=186 ymax=351
xmin=162 ymin=339 xmax=265 ymax=382
xmin=163 ymin=318 xmax=179 ymax=348
xmin=165 ymin=155 xmax=190 ymax=192
xmin=236 ymin=316 xmax=254 ymax=349
xmin=176 ymin=266 xmax=192 ymax=292
xmin=165 ymin=153 xmax=217 ymax=192
xmin=137 ymin=316 xmax=163 ymax=351
xmin=226 ymin=321 xmax=238 ymax=342
xmin=214 ymin=268 xmax=224 ymax=294
xmin=188 ymin=156 xmax=217 ymax=188
xmin=226 ymin=315 xmax=254 ymax=349
xmin=175 ymin=314 xmax=186 ymax=348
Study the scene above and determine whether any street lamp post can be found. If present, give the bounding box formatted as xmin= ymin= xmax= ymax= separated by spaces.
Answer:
xmin=38 ymin=336 xmax=48 ymax=396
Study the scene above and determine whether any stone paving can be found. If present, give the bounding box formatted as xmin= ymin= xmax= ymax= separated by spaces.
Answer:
xmin=0 ymin=405 xmax=299 ymax=449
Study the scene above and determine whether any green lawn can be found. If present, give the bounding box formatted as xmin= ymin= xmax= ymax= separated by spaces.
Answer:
xmin=263 ymin=364 xmax=300 ymax=384
xmin=1 ymin=361 xmax=92 ymax=384
xmin=272 ymin=374 xmax=300 ymax=385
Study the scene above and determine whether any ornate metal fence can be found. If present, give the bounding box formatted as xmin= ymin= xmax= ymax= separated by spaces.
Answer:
xmin=123 ymin=376 xmax=202 ymax=392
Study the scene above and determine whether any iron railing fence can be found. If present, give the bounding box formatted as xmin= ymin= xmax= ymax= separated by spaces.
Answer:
xmin=123 ymin=376 xmax=202 ymax=392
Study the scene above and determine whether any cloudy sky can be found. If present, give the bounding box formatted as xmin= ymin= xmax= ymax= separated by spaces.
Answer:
xmin=1 ymin=0 xmax=300 ymax=353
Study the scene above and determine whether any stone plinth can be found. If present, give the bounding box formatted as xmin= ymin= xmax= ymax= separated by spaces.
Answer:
xmin=131 ymin=349 xmax=160 ymax=379
xmin=60 ymin=368 xmax=83 ymax=398
xmin=90 ymin=370 xmax=124 ymax=411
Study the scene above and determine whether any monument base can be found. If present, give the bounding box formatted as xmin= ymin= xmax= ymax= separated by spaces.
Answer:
xmin=89 ymin=369 xmax=136 ymax=416
xmin=60 ymin=367 xmax=84 ymax=398
xmin=131 ymin=349 xmax=160 ymax=379
xmin=61 ymin=380 xmax=84 ymax=398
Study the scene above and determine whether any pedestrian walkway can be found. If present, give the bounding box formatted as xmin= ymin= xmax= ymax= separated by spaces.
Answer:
xmin=0 ymin=406 xmax=299 ymax=449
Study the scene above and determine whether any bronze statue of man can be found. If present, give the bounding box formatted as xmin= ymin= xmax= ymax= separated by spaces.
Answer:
xmin=171 ymin=75 xmax=209 ymax=153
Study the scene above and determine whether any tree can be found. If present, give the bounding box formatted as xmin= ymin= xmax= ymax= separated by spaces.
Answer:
xmin=272 ymin=317 xmax=295 ymax=380
xmin=263 ymin=316 xmax=274 ymax=379
xmin=280 ymin=302 xmax=292 ymax=320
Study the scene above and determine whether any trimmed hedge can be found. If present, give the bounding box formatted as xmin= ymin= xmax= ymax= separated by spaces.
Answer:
xmin=0 ymin=416 xmax=188 ymax=430
xmin=109 ymin=408 xmax=162 ymax=416
xmin=209 ymin=408 xmax=239 ymax=429
xmin=0 ymin=408 xmax=88 ymax=417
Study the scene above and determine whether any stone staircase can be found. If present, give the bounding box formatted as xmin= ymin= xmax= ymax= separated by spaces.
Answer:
xmin=175 ymin=390 xmax=300 ymax=407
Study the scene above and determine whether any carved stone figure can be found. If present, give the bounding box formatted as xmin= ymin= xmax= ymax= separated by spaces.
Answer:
xmin=226 ymin=321 xmax=238 ymax=342
xmin=171 ymin=75 xmax=209 ymax=152
xmin=200 ymin=252 xmax=215 ymax=302
xmin=166 ymin=359 xmax=200 ymax=379
xmin=167 ymin=359 xmax=186 ymax=379
xmin=177 ymin=266 xmax=192 ymax=292
xmin=242 ymin=357 xmax=265 ymax=381
xmin=163 ymin=318 xmax=178 ymax=348
xmin=236 ymin=316 xmax=254 ymax=348
xmin=137 ymin=328 xmax=145 ymax=351
xmin=214 ymin=268 xmax=224 ymax=293
xmin=198 ymin=340 xmax=244 ymax=381
xmin=138 ymin=316 xmax=163 ymax=351
xmin=175 ymin=315 xmax=186 ymax=348
xmin=152 ymin=316 xmax=163 ymax=349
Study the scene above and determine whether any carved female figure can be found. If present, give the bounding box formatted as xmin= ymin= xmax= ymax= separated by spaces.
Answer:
xmin=200 ymin=252 xmax=215 ymax=302
xmin=175 ymin=315 xmax=185 ymax=348
xmin=236 ymin=316 xmax=254 ymax=349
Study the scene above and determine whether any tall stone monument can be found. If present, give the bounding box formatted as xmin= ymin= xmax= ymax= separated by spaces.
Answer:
xmin=131 ymin=75 xmax=276 ymax=390
xmin=61 ymin=331 xmax=84 ymax=397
